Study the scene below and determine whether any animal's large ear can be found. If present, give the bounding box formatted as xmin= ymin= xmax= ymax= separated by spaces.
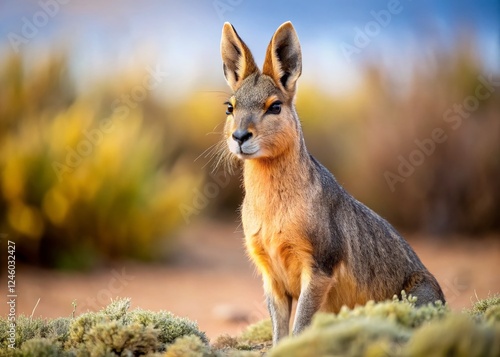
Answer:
xmin=262 ymin=22 xmax=302 ymax=96
xmin=221 ymin=23 xmax=258 ymax=91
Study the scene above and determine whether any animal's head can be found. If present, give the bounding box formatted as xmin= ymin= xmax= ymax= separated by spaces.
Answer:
xmin=220 ymin=22 xmax=302 ymax=161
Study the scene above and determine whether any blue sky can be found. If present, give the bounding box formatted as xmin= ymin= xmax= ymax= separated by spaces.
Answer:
xmin=0 ymin=0 xmax=498 ymax=96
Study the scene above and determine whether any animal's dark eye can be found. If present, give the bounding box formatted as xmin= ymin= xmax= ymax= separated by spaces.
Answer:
xmin=266 ymin=101 xmax=282 ymax=115
xmin=225 ymin=102 xmax=233 ymax=115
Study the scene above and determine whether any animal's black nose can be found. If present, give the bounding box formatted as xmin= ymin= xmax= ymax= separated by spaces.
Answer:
xmin=232 ymin=129 xmax=253 ymax=145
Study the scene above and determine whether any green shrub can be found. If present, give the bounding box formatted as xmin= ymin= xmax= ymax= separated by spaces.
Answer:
xmin=484 ymin=304 xmax=500 ymax=324
xmin=237 ymin=319 xmax=272 ymax=344
xmin=83 ymin=321 xmax=159 ymax=356
xmin=7 ymin=338 xmax=65 ymax=357
xmin=313 ymin=294 xmax=448 ymax=330
xmin=405 ymin=314 xmax=500 ymax=357
xmin=66 ymin=298 xmax=207 ymax=352
xmin=163 ymin=335 xmax=261 ymax=357
xmin=466 ymin=294 xmax=500 ymax=317
xmin=268 ymin=294 xmax=499 ymax=357
xmin=0 ymin=299 xmax=207 ymax=356
xmin=164 ymin=335 xmax=212 ymax=357
xmin=1 ymin=296 xmax=500 ymax=356
xmin=0 ymin=316 xmax=71 ymax=351
xmin=269 ymin=318 xmax=409 ymax=357
xmin=127 ymin=309 xmax=208 ymax=345
xmin=212 ymin=334 xmax=238 ymax=349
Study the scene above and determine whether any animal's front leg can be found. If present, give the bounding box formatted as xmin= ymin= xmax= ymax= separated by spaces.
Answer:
xmin=265 ymin=286 xmax=292 ymax=345
xmin=292 ymin=273 xmax=326 ymax=336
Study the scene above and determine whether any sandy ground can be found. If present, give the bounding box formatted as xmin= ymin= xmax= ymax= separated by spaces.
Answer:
xmin=1 ymin=220 xmax=499 ymax=340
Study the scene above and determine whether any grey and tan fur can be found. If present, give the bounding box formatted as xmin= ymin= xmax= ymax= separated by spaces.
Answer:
xmin=220 ymin=21 xmax=445 ymax=345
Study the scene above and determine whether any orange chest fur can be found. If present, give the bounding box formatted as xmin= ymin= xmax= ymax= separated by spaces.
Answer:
xmin=242 ymin=205 xmax=313 ymax=299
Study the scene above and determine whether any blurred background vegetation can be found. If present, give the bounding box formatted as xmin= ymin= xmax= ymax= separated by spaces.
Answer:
xmin=0 ymin=1 xmax=498 ymax=269
xmin=0 ymin=53 xmax=201 ymax=268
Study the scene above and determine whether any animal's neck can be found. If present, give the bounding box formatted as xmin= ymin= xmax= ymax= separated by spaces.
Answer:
xmin=243 ymin=138 xmax=311 ymax=206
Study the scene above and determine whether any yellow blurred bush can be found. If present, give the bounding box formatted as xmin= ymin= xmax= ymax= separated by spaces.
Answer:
xmin=0 ymin=52 xmax=199 ymax=268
